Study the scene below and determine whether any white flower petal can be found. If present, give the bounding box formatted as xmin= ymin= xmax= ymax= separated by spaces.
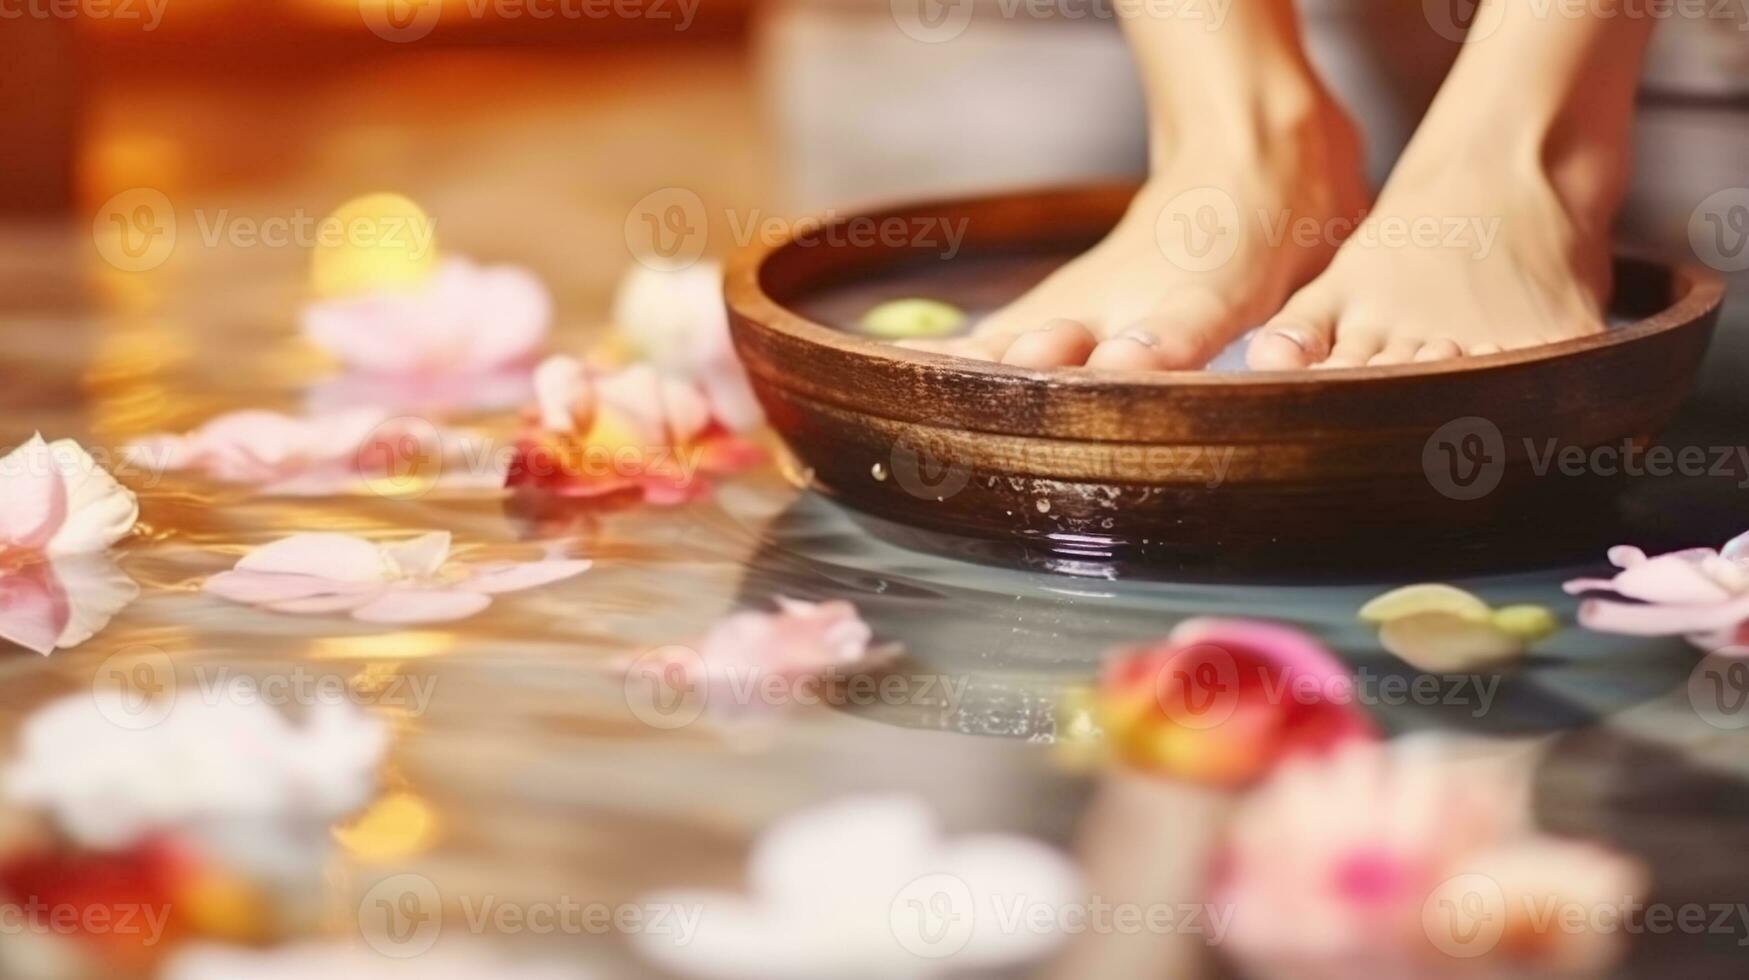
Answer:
xmin=235 ymin=533 xmax=390 ymax=582
xmin=43 ymin=439 xmax=138 ymax=556
xmin=381 ymin=531 xmax=452 ymax=579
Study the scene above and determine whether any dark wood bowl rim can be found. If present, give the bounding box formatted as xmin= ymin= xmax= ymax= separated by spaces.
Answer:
xmin=724 ymin=184 xmax=1726 ymax=388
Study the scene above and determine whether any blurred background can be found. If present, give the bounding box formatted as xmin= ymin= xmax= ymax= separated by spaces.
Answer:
xmin=8 ymin=0 xmax=1746 ymax=293
xmin=2 ymin=4 xmax=1748 ymax=978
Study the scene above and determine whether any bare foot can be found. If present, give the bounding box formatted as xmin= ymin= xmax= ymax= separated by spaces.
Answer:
xmin=1244 ymin=149 xmax=1613 ymax=370
xmin=960 ymin=103 xmax=1367 ymax=371
xmin=1245 ymin=0 xmax=1649 ymax=370
xmin=908 ymin=0 xmax=1371 ymax=372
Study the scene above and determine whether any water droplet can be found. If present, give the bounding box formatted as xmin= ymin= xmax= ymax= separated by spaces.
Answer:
xmin=1035 ymin=499 xmax=1051 ymax=514
xmin=871 ymin=462 xmax=888 ymax=481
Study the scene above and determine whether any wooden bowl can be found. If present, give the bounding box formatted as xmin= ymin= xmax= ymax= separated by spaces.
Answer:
xmin=724 ymin=185 xmax=1725 ymax=577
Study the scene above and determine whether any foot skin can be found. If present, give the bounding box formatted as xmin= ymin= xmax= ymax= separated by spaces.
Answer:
xmin=1245 ymin=153 xmax=1613 ymax=371
xmin=950 ymin=109 xmax=1368 ymax=372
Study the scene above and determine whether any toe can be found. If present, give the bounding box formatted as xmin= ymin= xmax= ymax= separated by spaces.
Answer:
xmin=1000 ymin=319 xmax=1100 ymax=369
xmin=1465 ymin=343 xmax=1503 ymax=358
xmin=1314 ymin=324 xmax=1386 ymax=370
xmin=1366 ymin=339 xmax=1424 ymax=367
xmin=1085 ymin=336 xmax=1166 ymax=371
xmin=1413 ymin=339 xmax=1462 ymax=363
xmin=1247 ymin=293 xmax=1338 ymax=371
xmin=1122 ymin=289 xmax=1247 ymax=369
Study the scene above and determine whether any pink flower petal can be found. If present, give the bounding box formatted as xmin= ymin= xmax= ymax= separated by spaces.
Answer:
xmin=351 ymin=589 xmax=493 ymax=624
xmin=1607 ymin=545 xmax=1647 ymax=568
xmin=458 ymin=560 xmax=592 ymax=595
xmin=235 ymin=533 xmax=388 ymax=582
xmin=0 ymin=436 xmax=67 ymax=551
xmin=49 ymin=554 xmax=139 ymax=649
xmin=302 ymin=259 xmax=548 ymax=375
xmin=1577 ymin=594 xmax=1749 ymax=636
xmin=597 ymin=364 xmax=668 ymax=443
xmin=659 ymin=377 xmax=712 ymax=445
xmin=1606 ymin=554 xmax=1735 ymax=604
xmin=1562 ymin=577 xmax=1619 ymax=595
xmin=0 ymin=564 xmax=69 ymax=655
xmin=533 ymin=355 xmax=591 ymax=432
xmin=1724 ymin=530 xmax=1749 ymax=565
xmin=458 ymin=263 xmax=552 ymax=369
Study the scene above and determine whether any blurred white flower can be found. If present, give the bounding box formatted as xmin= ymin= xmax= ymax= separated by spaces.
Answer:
xmin=633 ymin=794 xmax=1082 ymax=980
xmin=3 ymin=686 xmax=388 ymax=860
xmin=611 ymin=263 xmax=762 ymax=432
xmin=165 ymin=941 xmax=588 ymax=980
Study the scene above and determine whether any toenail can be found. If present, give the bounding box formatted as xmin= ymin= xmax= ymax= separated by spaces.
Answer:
xmin=1120 ymin=331 xmax=1159 ymax=348
xmin=1269 ymin=328 xmax=1310 ymax=352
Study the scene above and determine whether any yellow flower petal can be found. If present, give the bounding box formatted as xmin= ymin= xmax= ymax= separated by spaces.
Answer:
xmin=1358 ymin=583 xmax=1492 ymax=624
